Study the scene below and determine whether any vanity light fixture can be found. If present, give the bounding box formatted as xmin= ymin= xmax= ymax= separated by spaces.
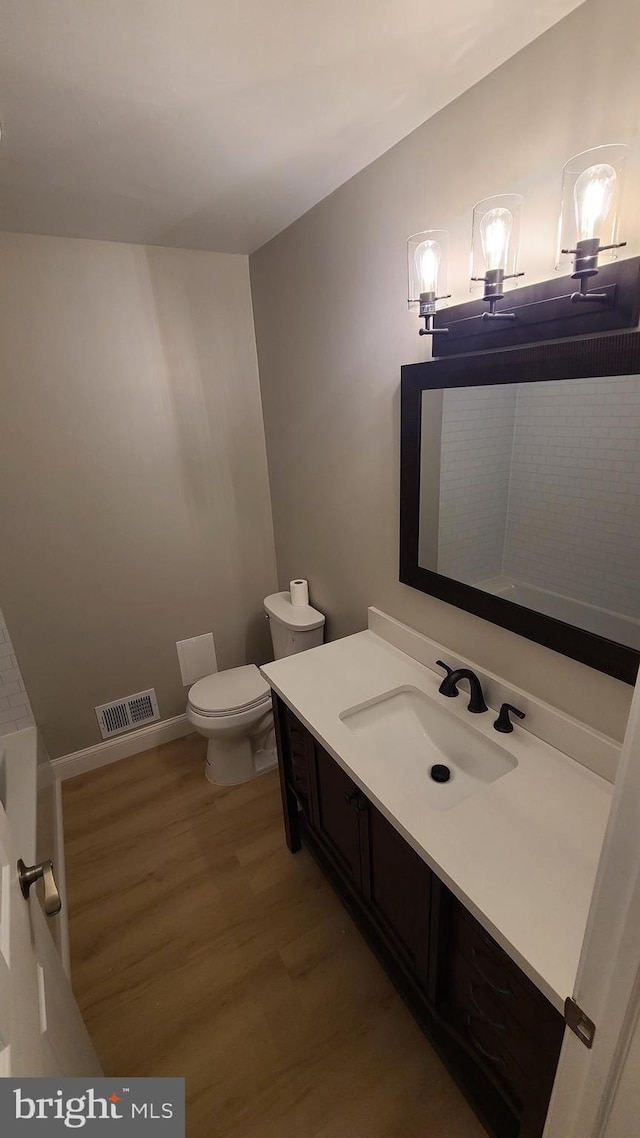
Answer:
xmin=411 ymin=148 xmax=638 ymax=356
xmin=407 ymin=230 xmax=451 ymax=336
xmin=470 ymin=194 xmax=524 ymax=319
xmin=557 ymin=144 xmax=629 ymax=302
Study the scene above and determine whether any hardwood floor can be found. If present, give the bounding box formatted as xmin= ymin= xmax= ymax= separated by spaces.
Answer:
xmin=63 ymin=735 xmax=487 ymax=1138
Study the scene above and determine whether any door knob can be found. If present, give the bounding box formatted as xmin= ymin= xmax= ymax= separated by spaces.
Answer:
xmin=17 ymin=858 xmax=62 ymax=916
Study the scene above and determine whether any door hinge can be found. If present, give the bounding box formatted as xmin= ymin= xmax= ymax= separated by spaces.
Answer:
xmin=564 ymin=997 xmax=596 ymax=1049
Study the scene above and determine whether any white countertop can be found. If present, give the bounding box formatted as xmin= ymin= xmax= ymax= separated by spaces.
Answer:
xmin=261 ymin=629 xmax=613 ymax=1012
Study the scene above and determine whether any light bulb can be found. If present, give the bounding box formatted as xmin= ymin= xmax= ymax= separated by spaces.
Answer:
xmin=480 ymin=207 xmax=512 ymax=273
xmin=574 ymin=163 xmax=616 ymax=242
xmin=415 ymin=239 xmax=441 ymax=295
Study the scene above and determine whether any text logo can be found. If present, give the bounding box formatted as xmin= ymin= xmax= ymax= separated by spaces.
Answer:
xmin=0 ymin=1078 xmax=184 ymax=1136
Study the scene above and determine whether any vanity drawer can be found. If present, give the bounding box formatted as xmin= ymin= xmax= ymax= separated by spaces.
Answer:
xmin=450 ymin=902 xmax=554 ymax=1038
xmin=448 ymin=949 xmax=533 ymax=1096
xmin=444 ymin=893 xmax=565 ymax=1130
xmin=454 ymin=996 xmax=529 ymax=1111
xmin=445 ymin=941 xmax=566 ymax=1124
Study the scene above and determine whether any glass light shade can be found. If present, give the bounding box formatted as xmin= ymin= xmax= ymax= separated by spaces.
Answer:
xmin=574 ymin=164 xmax=616 ymax=241
xmin=470 ymin=194 xmax=523 ymax=291
xmin=417 ymin=240 xmax=441 ymax=293
xmin=556 ymin=144 xmax=629 ymax=270
xmin=480 ymin=207 xmax=513 ymax=272
xmin=407 ymin=230 xmax=449 ymax=309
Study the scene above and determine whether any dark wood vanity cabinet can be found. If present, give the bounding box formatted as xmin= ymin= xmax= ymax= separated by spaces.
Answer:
xmin=274 ymin=696 xmax=564 ymax=1138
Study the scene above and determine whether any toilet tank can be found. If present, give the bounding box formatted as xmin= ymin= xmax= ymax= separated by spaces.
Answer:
xmin=263 ymin=591 xmax=325 ymax=660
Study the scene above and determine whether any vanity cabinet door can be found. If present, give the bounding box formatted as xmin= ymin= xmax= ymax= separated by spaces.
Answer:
xmin=308 ymin=742 xmax=365 ymax=889
xmin=361 ymin=801 xmax=431 ymax=986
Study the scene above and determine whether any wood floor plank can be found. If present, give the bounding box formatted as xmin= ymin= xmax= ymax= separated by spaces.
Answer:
xmin=63 ymin=734 xmax=487 ymax=1137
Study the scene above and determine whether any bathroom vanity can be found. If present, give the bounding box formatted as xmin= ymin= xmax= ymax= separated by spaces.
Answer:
xmin=261 ymin=610 xmax=615 ymax=1138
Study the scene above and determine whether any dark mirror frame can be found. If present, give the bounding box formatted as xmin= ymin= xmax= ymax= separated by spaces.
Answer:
xmin=400 ymin=331 xmax=640 ymax=685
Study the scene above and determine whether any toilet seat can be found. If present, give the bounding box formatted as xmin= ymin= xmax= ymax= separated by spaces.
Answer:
xmin=188 ymin=664 xmax=271 ymax=718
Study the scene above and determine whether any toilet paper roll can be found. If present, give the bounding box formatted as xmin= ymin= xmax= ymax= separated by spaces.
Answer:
xmin=290 ymin=579 xmax=309 ymax=607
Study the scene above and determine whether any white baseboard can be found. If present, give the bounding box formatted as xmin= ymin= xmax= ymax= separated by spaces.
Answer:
xmin=52 ymin=714 xmax=192 ymax=781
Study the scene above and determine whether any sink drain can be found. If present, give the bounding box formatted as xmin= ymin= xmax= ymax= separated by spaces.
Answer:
xmin=430 ymin=764 xmax=451 ymax=783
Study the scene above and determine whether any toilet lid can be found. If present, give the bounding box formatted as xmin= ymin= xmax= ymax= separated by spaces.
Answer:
xmin=188 ymin=664 xmax=271 ymax=715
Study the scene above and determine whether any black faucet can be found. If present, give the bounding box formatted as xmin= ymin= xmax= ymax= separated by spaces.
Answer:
xmin=436 ymin=661 xmax=488 ymax=714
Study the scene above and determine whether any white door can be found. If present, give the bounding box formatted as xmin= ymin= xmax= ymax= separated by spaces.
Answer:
xmin=0 ymin=779 xmax=101 ymax=1077
xmin=544 ymin=675 xmax=640 ymax=1138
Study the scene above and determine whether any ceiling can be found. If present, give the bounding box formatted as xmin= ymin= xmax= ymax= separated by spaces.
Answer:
xmin=0 ymin=0 xmax=584 ymax=254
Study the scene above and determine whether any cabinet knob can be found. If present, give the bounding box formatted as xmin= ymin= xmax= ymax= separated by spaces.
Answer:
xmin=345 ymin=790 xmax=367 ymax=814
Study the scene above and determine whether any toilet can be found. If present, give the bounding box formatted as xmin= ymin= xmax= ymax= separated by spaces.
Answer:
xmin=186 ymin=591 xmax=325 ymax=786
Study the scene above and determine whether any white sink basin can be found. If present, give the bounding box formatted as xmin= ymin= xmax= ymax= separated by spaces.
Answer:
xmin=340 ymin=686 xmax=517 ymax=810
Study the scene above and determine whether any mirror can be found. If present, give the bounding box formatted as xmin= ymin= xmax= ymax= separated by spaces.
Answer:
xmin=400 ymin=333 xmax=640 ymax=684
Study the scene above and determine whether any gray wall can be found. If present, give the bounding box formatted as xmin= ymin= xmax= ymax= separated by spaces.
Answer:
xmin=250 ymin=0 xmax=640 ymax=741
xmin=0 ymin=233 xmax=278 ymax=757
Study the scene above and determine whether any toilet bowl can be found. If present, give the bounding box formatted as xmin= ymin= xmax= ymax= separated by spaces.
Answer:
xmin=187 ymin=591 xmax=325 ymax=786
xmin=187 ymin=665 xmax=275 ymax=785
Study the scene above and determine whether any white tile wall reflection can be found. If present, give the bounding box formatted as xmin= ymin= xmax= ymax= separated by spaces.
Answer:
xmin=436 ymin=375 xmax=640 ymax=620
xmin=503 ymin=376 xmax=640 ymax=618
xmin=0 ymin=609 xmax=35 ymax=736
xmin=438 ymin=385 xmax=517 ymax=581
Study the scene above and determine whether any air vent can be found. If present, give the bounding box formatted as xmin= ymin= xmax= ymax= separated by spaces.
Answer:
xmin=95 ymin=688 xmax=160 ymax=739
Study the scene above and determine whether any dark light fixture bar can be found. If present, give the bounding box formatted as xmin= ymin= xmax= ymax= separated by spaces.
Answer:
xmin=407 ymin=143 xmax=632 ymax=345
xmin=430 ymin=256 xmax=640 ymax=357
